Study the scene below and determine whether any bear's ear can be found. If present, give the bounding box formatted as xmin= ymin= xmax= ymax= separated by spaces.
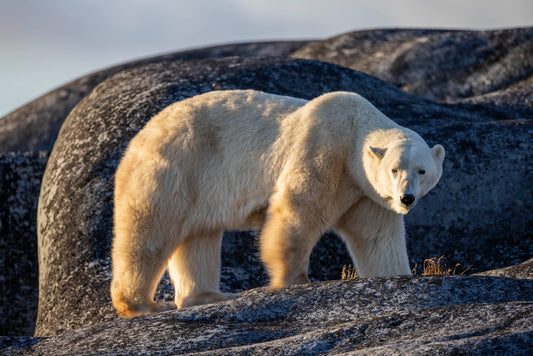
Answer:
xmin=368 ymin=146 xmax=387 ymax=161
xmin=432 ymin=144 xmax=445 ymax=163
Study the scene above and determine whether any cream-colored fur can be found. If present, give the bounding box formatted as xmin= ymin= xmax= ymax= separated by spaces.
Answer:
xmin=111 ymin=90 xmax=444 ymax=318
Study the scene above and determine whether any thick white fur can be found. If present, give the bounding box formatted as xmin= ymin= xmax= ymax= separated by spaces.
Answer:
xmin=111 ymin=90 xmax=445 ymax=317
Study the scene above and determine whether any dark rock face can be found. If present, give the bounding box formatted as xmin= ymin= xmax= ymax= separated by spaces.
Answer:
xmin=292 ymin=28 xmax=533 ymax=108
xmin=406 ymin=116 xmax=532 ymax=272
xmin=4 ymin=276 xmax=533 ymax=355
xmin=0 ymin=41 xmax=311 ymax=154
xmin=0 ymin=152 xmax=49 ymax=336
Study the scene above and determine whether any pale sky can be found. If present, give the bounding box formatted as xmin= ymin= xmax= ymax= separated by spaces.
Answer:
xmin=1 ymin=0 xmax=532 ymax=118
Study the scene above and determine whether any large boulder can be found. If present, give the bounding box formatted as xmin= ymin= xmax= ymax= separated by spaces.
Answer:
xmin=3 ymin=276 xmax=532 ymax=355
xmin=292 ymin=28 xmax=533 ymax=108
xmin=36 ymin=53 xmax=532 ymax=338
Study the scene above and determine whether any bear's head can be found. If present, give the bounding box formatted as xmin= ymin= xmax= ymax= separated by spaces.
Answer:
xmin=364 ymin=140 xmax=445 ymax=215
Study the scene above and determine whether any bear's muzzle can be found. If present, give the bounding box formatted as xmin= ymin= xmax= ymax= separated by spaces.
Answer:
xmin=400 ymin=194 xmax=415 ymax=206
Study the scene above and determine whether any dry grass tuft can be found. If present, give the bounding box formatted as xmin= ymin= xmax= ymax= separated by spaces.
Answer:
xmin=413 ymin=255 xmax=472 ymax=276
xmin=342 ymin=256 xmax=471 ymax=280
xmin=341 ymin=265 xmax=358 ymax=280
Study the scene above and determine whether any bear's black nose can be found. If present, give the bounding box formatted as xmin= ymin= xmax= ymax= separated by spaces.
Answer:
xmin=401 ymin=194 xmax=415 ymax=206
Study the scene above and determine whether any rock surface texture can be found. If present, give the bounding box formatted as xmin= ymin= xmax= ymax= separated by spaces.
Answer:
xmin=292 ymin=28 xmax=533 ymax=108
xmin=0 ymin=27 xmax=532 ymax=354
xmin=0 ymin=152 xmax=48 ymax=336
xmin=2 ymin=276 xmax=532 ymax=355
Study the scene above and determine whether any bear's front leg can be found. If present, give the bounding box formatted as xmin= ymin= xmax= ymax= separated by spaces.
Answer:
xmin=259 ymin=199 xmax=324 ymax=289
xmin=336 ymin=197 xmax=411 ymax=278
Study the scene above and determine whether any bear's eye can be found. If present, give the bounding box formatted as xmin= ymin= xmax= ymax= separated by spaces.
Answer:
xmin=391 ymin=168 xmax=399 ymax=175
xmin=418 ymin=169 xmax=426 ymax=175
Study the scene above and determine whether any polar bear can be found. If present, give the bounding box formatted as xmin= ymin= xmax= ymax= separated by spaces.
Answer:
xmin=111 ymin=90 xmax=444 ymax=318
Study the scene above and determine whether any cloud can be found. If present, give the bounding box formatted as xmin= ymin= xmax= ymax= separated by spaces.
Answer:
xmin=356 ymin=0 xmax=533 ymax=29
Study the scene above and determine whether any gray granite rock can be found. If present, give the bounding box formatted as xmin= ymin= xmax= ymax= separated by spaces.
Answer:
xmin=35 ymin=53 xmax=532 ymax=338
xmin=0 ymin=41 xmax=312 ymax=154
xmin=476 ymin=258 xmax=533 ymax=279
xmin=3 ymin=276 xmax=532 ymax=355
xmin=0 ymin=152 xmax=49 ymax=336
xmin=292 ymin=28 xmax=533 ymax=109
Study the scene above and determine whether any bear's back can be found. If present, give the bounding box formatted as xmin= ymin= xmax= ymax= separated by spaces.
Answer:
xmin=183 ymin=90 xmax=307 ymax=142
xmin=139 ymin=90 xmax=306 ymax=155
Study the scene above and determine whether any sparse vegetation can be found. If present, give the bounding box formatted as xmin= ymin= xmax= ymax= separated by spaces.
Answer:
xmin=342 ymin=256 xmax=472 ymax=279
xmin=415 ymin=255 xmax=472 ymax=276
xmin=341 ymin=265 xmax=358 ymax=280
xmin=418 ymin=256 xmax=455 ymax=275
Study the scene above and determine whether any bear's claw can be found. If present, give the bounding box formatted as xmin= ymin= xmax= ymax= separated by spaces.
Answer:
xmin=114 ymin=300 xmax=177 ymax=318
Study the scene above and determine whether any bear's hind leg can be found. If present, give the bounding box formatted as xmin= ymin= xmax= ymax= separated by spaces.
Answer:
xmin=111 ymin=236 xmax=177 ymax=318
xmin=260 ymin=203 xmax=322 ymax=289
xmin=168 ymin=232 xmax=240 ymax=308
